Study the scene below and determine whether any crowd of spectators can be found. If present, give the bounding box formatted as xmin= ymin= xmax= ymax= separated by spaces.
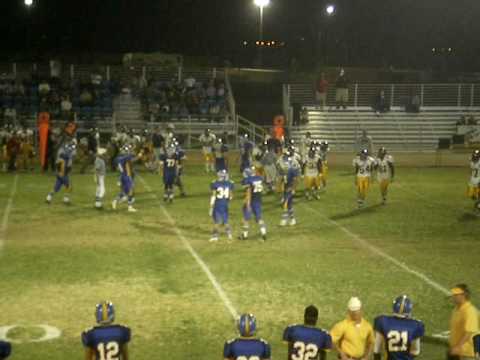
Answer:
xmin=457 ymin=115 xmax=478 ymax=126
xmin=140 ymin=76 xmax=228 ymax=122
xmin=0 ymin=73 xmax=117 ymax=125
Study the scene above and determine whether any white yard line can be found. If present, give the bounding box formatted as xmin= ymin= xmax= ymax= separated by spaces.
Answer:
xmin=302 ymin=203 xmax=451 ymax=296
xmin=0 ymin=174 xmax=19 ymax=252
xmin=139 ymin=176 xmax=239 ymax=320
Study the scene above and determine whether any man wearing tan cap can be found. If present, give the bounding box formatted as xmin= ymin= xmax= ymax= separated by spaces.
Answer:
xmin=449 ymin=284 xmax=479 ymax=360
xmin=331 ymin=297 xmax=374 ymax=360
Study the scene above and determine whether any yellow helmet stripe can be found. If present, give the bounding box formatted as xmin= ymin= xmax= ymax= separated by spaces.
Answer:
xmin=399 ymin=296 xmax=405 ymax=315
xmin=245 ymin=316 xmax=250 ymax=336
xmin=102 ymin=302 xmax=108 ymax=322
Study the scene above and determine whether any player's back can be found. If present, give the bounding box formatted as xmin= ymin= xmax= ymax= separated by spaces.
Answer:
xmin=374 ymin=315 xmax=424 ymax=360
xmin=82 ymin=324 xmax=131 ymax=360
xmin=224 ymin=337 xmax=270 ymax=360
xmin=0 ymin=340 xmax=11 ymax=359
xmin=212 ymin=180 xmax=234 ymax=207
xmin=243 ymin=175 xmax=264 ymax=201
xmin=283 ymin=324 xmax=332 ymax=359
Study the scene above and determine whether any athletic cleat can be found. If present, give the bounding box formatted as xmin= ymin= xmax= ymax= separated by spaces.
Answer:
xmin=112 ymin=200 xmax=117 ymax=210
xmin=127 ymin=206 xmax=138 ymax=213
xmin=209 ymin=237 xmax=218 ymax=243
xmin=280 ymin=219 xmax=288 ymax=226
xmin=95 ymin=201 xmax=103 ymax=209
xmin=63 ymin=197 xmax=71 ymax=205
xmin=46 ymin=194 xmax=52 ymax=204
xmin=289 ymin=218 xmax=297 ymax=226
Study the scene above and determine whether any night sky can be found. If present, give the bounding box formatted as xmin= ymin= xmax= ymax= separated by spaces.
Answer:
xmin=1 ymin=0 xmax=479 ymax=70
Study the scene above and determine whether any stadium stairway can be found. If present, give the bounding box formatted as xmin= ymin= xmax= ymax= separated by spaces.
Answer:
xmin=113 ymin=94 xmax=143 ymax=126
xmin=290 ymin=107 xmax=480 ymax=151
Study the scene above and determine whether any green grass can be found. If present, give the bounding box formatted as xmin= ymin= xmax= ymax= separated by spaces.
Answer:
xmin=0 ymin=161 xmax=478 ymax=360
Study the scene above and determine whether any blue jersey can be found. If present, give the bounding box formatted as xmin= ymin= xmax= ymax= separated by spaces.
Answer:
xmin=211 ymin=180 xmax=234 ymax=209
xmin=0 ymin=341 xmax=11 ymax=359
xmin=82 ymin=325 xmax=131 ymax=360
xmin=224 ymin=338 xmax=271 ymax=360
xmin=283 ymin=324 xmax=332 ymax=360
xmin=242 ymin=175 xmax=264 ymax=203
xmin=474 ymin=333 xmax=480 ymax=355
xmin=116 ymin=155 xmax=135 ymax=178
xmin=374 ymin=315 xmax=424 ymax=360
xmin=160 ymin=153 xmax=178 ymax=178
xmin=286 ymin=166 xmax=300 ymax=190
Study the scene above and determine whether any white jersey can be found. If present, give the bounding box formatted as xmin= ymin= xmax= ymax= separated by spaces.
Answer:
xmin=353 ymin=156 xmax=375 ymax=177
xmin=470 ymin=160 xmax=480 ymax=186
xmin=376 ymin=155 xmax=394 ymax=180
xmin=199 ymin=134 xmax=216 ymax=153
xmin=304 ymin=155 xmax=321 ymax=177
xmin=300 ymin=136 xmax=313 ymax=157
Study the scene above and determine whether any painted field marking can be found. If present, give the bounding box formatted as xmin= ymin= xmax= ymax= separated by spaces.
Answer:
xmin=302 ymin=203 xmax=451 ymax=296
xmin=0 ymin=174 xmax=19 ymax=252
xmin=0 ymin=324 xmax=61 ymax=344
xmin=139 ymin=176 xmax=239 ymax=320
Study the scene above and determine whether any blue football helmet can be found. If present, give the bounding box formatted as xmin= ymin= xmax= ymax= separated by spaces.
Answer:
xmin=217 ymin=169 xmax=229 ymax=181
xmin=238 ymin=313 xmax=257 ymax=337
xmin=472 ymin=149 xmax=480 ymax=162
xmin=95 ymin=301 xmax=115 ymax=325
xmin=393 ymin=295 xmax=412 ymax=317
xmin=243 ymin=166 xmax=255 ymax=178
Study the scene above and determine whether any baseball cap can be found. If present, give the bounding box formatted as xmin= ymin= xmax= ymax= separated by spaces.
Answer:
xmin=450 ymin=287 xmax=466 ymax=296
xmin=348 ymin=297 xmax=362 ymax=311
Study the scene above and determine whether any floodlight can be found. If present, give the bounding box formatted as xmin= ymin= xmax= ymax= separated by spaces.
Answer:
xmin=254 ymin=0 xmax=270 ymax=8
xmin=25 ymin=0 xmax=33 ymax=6
xmin=326 ymin=4 xmax=336 ymax=15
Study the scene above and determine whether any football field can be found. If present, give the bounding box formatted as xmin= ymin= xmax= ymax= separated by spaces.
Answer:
xmin=0 ymin=158 xmax=478 ymax=360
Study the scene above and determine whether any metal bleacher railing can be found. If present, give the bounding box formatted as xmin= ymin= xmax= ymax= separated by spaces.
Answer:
xmin=284 ymin=82 xmax=480 ymax=152
xmin=285 ymin=82 xmax=480 ymax=109
xmin=0 ymin=62 xmax=238 ymax=148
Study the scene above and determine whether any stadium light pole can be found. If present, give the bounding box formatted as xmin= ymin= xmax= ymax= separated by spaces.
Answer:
xmin=254 ymin=0 xmax=270 ymax=67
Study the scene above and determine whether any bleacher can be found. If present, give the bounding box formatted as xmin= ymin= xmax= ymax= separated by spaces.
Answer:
xmin=286 ymin=82 xmax=480 ymax=151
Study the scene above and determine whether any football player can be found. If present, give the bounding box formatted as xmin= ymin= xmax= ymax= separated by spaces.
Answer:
xmin=209 ymin=170 xmax=234 ymax=242
xmin=240 ymin=166 xmax=267 ymax=241
xmin=280 ymin=151 xmax=300 ymax=226
xmin=94 ymin=148 xmax=108 ymax=209
xmin=112 ymin=144 xmax=139 ymax=212
xmin=160 ymin=143 xmax=179 ymax=203
xmin=467 ymin=149 xmax=480 ymax=213
xmin=46 ymin=142 xmax=76 ymax=205
xmin=373 ymin=295 xmax=425 ymax=360
xmin=375 ymin=147 xmax=395 ymax=205
xmin=199 ymin=129 xmax=216 ymax=173
xmin=174 ymin=139 xmax=187 ymax=197
xmin=82 ymin=301 xmax=131 ymax=360
xmin=261 ymin=144 xmax=278 ymax=193
xmin=214 ymin=137 xmax=229 ymax=172
xmin=299 ymin=132 xmax=313 ymax=172
xmin=283 ymin=305 xmax=332 ymax=360
xmin=318 ymin=141 xmax=329 ymax=190
xmin=353 ymin=149 xmax=376 ymax=208
xmin=304 ymin=147 xmax=323 ymax=200
xmin=240 ymin=133 xmax=254 ymax=173
xmin=0 ymin=340 xmax=11 ymax=359
xmin=474 ymin=333 xmax=479 ymax=359
xmin=224 ymin=314 xmax=271 ymax=360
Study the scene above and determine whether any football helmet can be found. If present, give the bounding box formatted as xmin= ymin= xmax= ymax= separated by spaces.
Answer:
xmin=360 ymin=149 xmax=369 ymax=159
xmin=217 ymin=169 xmax=229 ymax=181
xmin=378 ymin=147 xmax=387 ymax=158
xmin=243 ymin=166 xmax=255 ymax=178
xmin=95 ymin=301 xmax=115 ymax=325
xmin=472 ymin=149 xmax=480 ymax=162
xmin=238 ymin=313 xmax=257 ymax=337
xmin=320 ymin=140 xmax=329 ymax=151
xmin=308 ymin=147 xmax=316 ymax=158
xmin=392 ymin=295 xmax=412 ymax=317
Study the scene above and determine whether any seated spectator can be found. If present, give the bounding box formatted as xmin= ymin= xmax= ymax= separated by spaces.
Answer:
xmin=80 ymin=88 xmax=93 ymax=106
xmin=91 ymin=73 xmax=102 ymax=86
xmin=372 ymin=90 xmax=390 ymax=115
xmin=38 ymin=79 xmax=51 ymax=97
xmin=206 ymin=80 xmax=216 ymax=99
xmin=61 ymin=95 xmax=73 ymax=121
xmin=4 ymin=107 xmax=17 ymax=124
xmin=217 ymin=82 xmax=226 ymax=98
xmin=184 ymin=76 xmax=196 ymax=90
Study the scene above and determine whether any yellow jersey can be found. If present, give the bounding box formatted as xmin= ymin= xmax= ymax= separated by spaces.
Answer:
xmin=449 ymin=301 xmax=479 ymax=357
xmin=331 ymin=317 xmax=374 ymax=358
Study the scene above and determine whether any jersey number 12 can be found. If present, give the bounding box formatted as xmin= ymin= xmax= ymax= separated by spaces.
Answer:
xmin=97 ymin=341 xmax=120 ymax=360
